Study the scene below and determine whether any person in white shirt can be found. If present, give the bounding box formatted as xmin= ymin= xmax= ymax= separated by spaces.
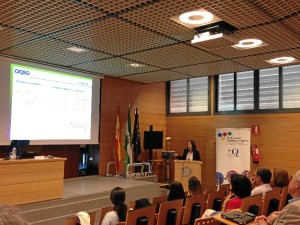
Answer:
xmin=251 ymin=168 xmax=272 ymax=196
xmin=255 ymin=170 xmax=300 ymax=225
xmin=101 ymin=187 xmax=128 ymax=225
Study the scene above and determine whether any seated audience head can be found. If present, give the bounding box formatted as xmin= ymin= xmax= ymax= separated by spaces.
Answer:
xmin=256 ymin=168 xmax=272 ymax=185
xmin=0 ymin=204 xmax=29 ymax=225
xmin=188 ymin=176 xmax=202 ymax=196
xmin=271 ymin=168 xmax=290 ymax=188
xmin=168 ymin=181 xmax=186 ymax=203
xmin=110 ymin=187 xmax=128 ymax=222
xmin=76 ymin=212 xmax=90 ymax=225
xmin=288 ymin=170 xmax=300 ymax=198
xmin=230 ymin=174 xmax=252 ymax=198
xmin=135 ymin=198 xmax=151 ymax=209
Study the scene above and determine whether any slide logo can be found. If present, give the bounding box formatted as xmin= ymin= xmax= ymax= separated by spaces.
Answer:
xmin=14 ymin=69 xmax=30 ymax=75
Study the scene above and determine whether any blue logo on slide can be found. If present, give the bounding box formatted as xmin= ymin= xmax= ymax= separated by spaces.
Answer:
xmin=15 ymin=69 xmax=30 ymax=75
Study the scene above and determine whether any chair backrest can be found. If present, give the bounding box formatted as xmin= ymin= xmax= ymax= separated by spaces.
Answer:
xmin=206 ymin=191 xmax=225 ymax=211
xmin=241 ymin=194 xmax=263 ymax=216
xmin=279 ymin=186 xmax=288 ymax=210
xmin=65 ymin=212 xmax=96 ymax=225
xmin=261 ymin=189 xmax=281 ymax=216
xmin=218 ymin=184 xmax=231 ymax=196
xmin=99 ymin=206 xmax=114 ymax=225
xmin=194 ymin=217 xmax=220 ymax=225
xmin=152 ymin=195 xmax=168 ymax=213
xmin=204 ymin=185 xmax=218 ymax=194
xmin=125 ymin=204 xmax=156 ymax=225
xmin=157 ymin=199 xmax=183 ymax=225
xmin=181 ymin=194 xmax=207 ymax=225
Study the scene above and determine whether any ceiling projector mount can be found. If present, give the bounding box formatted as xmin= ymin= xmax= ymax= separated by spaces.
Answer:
xmin=192 ymin=21 xmax=238 ymax=43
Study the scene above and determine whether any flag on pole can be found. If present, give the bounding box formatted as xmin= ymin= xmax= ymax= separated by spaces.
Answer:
xmin=132 ymin=107 xmax=141 ymax=162
xmin=124 ymin=104 xmax=133 ymax=168
xmin=115 ymin=106 xmax=121 ymax=173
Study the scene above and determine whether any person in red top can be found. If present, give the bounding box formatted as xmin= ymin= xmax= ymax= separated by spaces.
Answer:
xmin=222 ymin=174 xmax=252 ymax=211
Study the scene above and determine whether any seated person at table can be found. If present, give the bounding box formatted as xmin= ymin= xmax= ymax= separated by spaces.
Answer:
xmin=188 ymin=176 xmax=203 ymax=196
xmin=174 ymin=139 xmax=201 ymax=161
xmin=222 ymin=174 xmax=252 ymax=211
xmin=251 ymin=168 xmax=272 ymax=196
xmin=101 ymin=187 xmax=128 ymax=225
xmin=255 ymin=170 xmax=300 ymax=225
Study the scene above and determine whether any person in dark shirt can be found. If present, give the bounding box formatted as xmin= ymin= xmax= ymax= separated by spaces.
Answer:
xmin=174 ymin=139 xmax=201 ymax=161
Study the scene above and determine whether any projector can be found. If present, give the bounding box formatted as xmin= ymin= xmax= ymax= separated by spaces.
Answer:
xmin=194 ymin=21 xmax=238 ymax=35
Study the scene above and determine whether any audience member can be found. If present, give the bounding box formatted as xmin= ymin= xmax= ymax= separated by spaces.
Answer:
xmin=251 ymin=168 xmax=272 ymax=196
xmin=101 ymin=187 xmax=128 ymax=225
xmin=0 ymin=204 xmax=29 ymax=225
xmin=222 ymin=174 xmax=252 ymax=211
xmin=135 ymin=198 xmax=151 ymax=209
xmin=255 ymin=170 xmax=300 ymax=225
xmin=188 ymin=176 xmax=203 ymax=196
xmin=174 ymin=139 xmax=201 ymax=161
xmin=270 ymin=168 xmax=289 ymax=188
xmin=168 ymin=181 xmax=186 ymax=205
xmin=76 ymin=212 xmax=90 ymax=225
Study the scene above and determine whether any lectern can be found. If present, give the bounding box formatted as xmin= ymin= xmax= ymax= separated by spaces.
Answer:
xmin=174 ymin=160 xmax=202 ymax=191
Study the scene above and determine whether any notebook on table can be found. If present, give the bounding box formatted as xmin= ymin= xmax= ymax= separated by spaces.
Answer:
xmin=221 ymin=211 xmax=255 ymax=225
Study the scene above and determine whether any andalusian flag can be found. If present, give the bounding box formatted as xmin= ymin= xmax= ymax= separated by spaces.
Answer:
xmin=115 ymin=106 xmax=121 ymax=173
xmin=124 ymin=104 xmax=133 ymax=167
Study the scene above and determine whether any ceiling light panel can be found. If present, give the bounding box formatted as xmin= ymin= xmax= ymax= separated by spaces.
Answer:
xmin=56 ymin=18 xmax=177 ymax=55
xmin=72 ymin=57 xmax=159 ymax=76
xmin=122 ymin=70 xmax=190 ymax=83
xmin=0 ymin=0 xmax=105 ymax=34
xmin=173 ymin=60 xmax=251 ymax=76
xmin=124 ymin=43 xmax=222 ymax=69
xmin=1 ymin=39 xmax=110 ymax=66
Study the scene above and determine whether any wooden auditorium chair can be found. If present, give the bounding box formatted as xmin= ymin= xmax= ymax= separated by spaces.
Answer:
xmin=194 ymin=217 xmax=220 ymax=225
xmin=181 ymin=194 xmax=207 ymax=225
xmin=279 ymin=186 xmax=289 ymax=210
xmin=261 ymin=189 xmax=281 ymax=216
xmin=65 ymin=212 xmax=95 ymax=225
xmin=241 ymin=193 xmax=263 ymax=216
xmin=206 ymin=191 xmax=225 ymax=211
xmin=218 ymin=183 xmax=231 ymax=197
xmin=124 ymin=204 xmax=156 ymax=225
xmin=152 ymin=195 xmax=168 ymax=213
xmin=98 ymin=206 xmax=114 ymax=225
xmin=156 ymin=199 xmax=183 ymax=225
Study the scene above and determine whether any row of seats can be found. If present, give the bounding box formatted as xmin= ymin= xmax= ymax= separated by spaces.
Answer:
xmin=65 ymin=184 xmax=288 ymax=225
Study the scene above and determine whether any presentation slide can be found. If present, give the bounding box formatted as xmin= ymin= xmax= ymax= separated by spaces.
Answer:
xmin=0 ymin=57 xmax=100 ymax=145
xmin=10 ymin=64 xmax=92 ymax=140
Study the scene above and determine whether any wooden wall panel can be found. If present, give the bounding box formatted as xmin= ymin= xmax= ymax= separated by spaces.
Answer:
xmin=99 ymin=77 xmax=166 ymax=175
xmin=167 ymin=113 xmax=300 ymax=187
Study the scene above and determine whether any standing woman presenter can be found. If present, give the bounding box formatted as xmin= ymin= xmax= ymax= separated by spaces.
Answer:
xmin=174 ymin=139 xmax=201 ymax=161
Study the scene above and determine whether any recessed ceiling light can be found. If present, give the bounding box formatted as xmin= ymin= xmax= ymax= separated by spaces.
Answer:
xmin=232 ymin=39 xmax=266 ymax=49
xmin=267 ymin=57 xmax=296 ymax=65
xmin=67 ymin=46 xmax=87 ymax=53
xmin=129 ymin=63 xmax=144 ymax=68
xmin=179 ymin=10 xmax=214 ymax=25
xmin=171 ymin=8 xmax=221 ymax=29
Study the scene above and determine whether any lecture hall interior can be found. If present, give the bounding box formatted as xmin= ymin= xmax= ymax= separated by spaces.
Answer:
xmin=0 ymin=1 xmax=300 ymax=225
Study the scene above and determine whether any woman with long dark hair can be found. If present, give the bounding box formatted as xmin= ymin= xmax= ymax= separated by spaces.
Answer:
xmin=101 ymin=187 xmax=128 ymax=225
xmin=174 ymin=139 xmax=201 ymax=161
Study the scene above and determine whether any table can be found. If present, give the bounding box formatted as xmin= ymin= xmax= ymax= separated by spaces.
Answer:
xmin=0 ymin=158 xmax=66 ymax=205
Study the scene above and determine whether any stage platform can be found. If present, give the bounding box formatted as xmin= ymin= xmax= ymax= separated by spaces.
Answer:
xmin=18 ymin=175 xmax=166 ymax=225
